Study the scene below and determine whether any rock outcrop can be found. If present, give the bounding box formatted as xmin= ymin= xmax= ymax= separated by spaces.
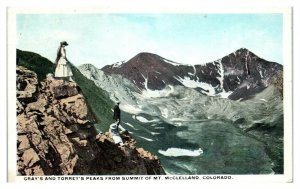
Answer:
xmin=93 ymin=132 xmax=164 ymax=175
xmin=16 ymin=66 xmax=164 ymax=175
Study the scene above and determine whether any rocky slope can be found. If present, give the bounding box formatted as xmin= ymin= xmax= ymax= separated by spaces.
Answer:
xmin=17 ymin=49 xmax=114 ymax=129
xmin=79 ymin=64 xmax=140 ymax=106
xmin=16 ymin=66 xmax=164 ymax=175
xmin=101 ymin=48 xmax=283 ymax=100
xmin=80 ymin=64 xmax=283 ymax=128
xmin=79 ymin=61 xmax=284 ymax=174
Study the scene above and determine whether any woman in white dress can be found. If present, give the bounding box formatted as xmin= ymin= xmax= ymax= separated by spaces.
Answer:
xmin=54 ymin=41 xmax=73 ymax=81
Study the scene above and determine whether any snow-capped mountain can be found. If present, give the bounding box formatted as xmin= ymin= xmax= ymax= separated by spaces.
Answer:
xmin=79 ymin=48 xmax=284 ymax=174
xmin=79 ymin=48 xmax=283 ymax=126
xmin=79 ymin=63 xmax=282 ymax=128
xmin=101 ymin=48 xmax=283 ymax=100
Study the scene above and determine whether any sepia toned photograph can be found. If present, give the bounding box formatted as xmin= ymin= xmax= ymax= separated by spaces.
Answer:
xmin=6 ymin=4 xmax=293 ymax=183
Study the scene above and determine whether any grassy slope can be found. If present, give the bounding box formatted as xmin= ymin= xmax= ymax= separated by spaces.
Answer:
xmin=17 ymin=49 xmax=55 ymax=81
xmin=16 ymin=49 xmax=113 ymax=129
xmin=69 ymin=63 xmax=114 ymax=129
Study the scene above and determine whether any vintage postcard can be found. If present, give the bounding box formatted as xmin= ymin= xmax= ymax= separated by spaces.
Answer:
xmin=7 ymin=3 xmax=293 ymax=184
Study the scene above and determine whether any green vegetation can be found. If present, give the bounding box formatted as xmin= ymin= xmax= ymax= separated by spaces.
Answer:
xmin=17 ymin=49 xmax=55 ymax=81
xmin=70 ymin=63 xmax=114 ymax=129
xmin=16 ymin=49 xmax=114 ymax=129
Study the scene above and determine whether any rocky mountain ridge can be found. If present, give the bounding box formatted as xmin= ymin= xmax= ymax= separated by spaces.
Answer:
xmin=16 ymin=66 xmax=164 ymax=175
xmin=101 ymin=48 xmax=283 ymax=100
xmin=16 ymin=48 xmax=284 ymax=175
xmin=78 ymin=51 xmax=284 ymax=174
xmin=79 ymin=63 xmax=283 ymax=130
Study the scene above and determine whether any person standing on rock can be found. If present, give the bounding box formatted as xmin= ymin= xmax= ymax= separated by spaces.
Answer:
xmin=54 ymin=41 xmax=73 ymax=81
xmin=113 ymin=102 xmax=121 ymax=128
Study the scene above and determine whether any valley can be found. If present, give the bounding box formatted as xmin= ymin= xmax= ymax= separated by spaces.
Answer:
xmin=78 ymin=48 xmax=283 ymax=174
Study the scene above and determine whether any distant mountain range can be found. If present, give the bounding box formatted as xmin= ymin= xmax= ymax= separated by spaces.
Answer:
xmin=102 ymin=48 xmax=283 ymax=100
xmin=79 ymin=48 xmax=284 ymax=174
xmin=15 ymin=48 xmax=284 ymax=174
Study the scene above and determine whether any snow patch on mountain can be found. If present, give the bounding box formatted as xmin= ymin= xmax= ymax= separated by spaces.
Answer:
xmin=160 ymin=108 xmax=169 ymax=119
xmin=135 ymin=115 xmax=159 ymax=123
xmin=121 ymin=104 xmax=143 ymax=115
xmin=158 ymin=148 xmax=203 ymax=157
xmin=141 ymin=74 xmax=174 ymax=98
xmin=137 ymin=136 xmax=154 ymax=142
xmin=140 ymin=86 xmax=174 ymax=99
xmin=150 ymin=131 xmax=160 ymax=135
xmin=124 ymin=122 xmax=139 ymax=130
xmin=217 ymin=91 xmax=233 ymax=98
xmin=174 ymin=76 xmax=216 ymax=96
xmin=170 ymin=118 xmax=188 ymax=122
xmin=191 ymin=64 xmax=196 ymax=76
xmin=215 ymin=60 xmax=224 ymax=90
xmin=215 ymin=60 xmax=233 ymax=98
xmin=112 ymin=61 xmax=125 ymax=68
xmin=259 ymin=69 xmax=265 ymax=78
xmin=187 ymin=64 xmax=197 ymax=76
xmin=162 ymin=58 xmax=181 ymax=66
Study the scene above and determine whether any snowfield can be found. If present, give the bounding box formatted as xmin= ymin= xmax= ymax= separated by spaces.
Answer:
xmin=158 ymin=148 xmax=203 ymax=157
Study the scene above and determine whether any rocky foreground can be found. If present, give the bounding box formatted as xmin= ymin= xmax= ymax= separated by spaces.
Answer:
xmin=16 ymin=66 xmax=165 ymax=175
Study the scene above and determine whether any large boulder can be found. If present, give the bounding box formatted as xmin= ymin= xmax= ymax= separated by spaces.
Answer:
xmin=16 ymin=66 xmax=39 ymax=103
xmin=49 ymin=79 xmax=79 ymax=99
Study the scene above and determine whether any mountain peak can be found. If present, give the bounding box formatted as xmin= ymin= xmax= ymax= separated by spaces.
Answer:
xmin=232 ymin=48 xmax=257 ymax=58
xmin=102 ymin=47 xmax=282 ymax=99
xmin=135 ymin=52 xmax=158 ymax=57
xmin=101 ymin=51 xmax=190 ymax=90
xmin=129 ymin=52 xmax=163 ymax=65
xmin=236 ymin=47 xmax=250 ymax=52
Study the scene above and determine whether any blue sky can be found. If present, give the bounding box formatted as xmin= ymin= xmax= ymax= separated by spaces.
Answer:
xmin=16 ymin=13 xmax=283 ymax=68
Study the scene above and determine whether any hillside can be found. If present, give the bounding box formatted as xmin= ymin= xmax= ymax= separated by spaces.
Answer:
xmin=69 ymin=63 xmax=114 ymax=129
xmin=16 ymin=49 xmax=113 ymax=128
xmin=16 ymin=66 xmax=165 ymax=175
xmin=80 ymin=49 xmax=284 ymax=174
xmin=17 ymin=49 xmax=55 ymax=81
